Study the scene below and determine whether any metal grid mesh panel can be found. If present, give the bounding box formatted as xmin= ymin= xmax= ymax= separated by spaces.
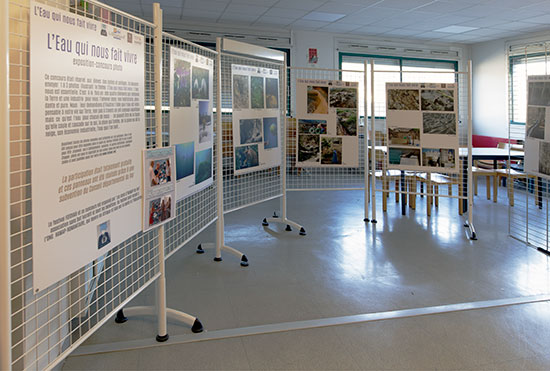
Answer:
xmin=8 ymin=1 xmax=160 ymax=369
xmin=161 ymin=35 xmax=217 ymax=258
xmin=220 ymin=53 xmax=284 ymax=212
xmin=372 ymin=70 xmax=469 ymax=211
xmin=286 ymin=67 xmax=366 ymax=191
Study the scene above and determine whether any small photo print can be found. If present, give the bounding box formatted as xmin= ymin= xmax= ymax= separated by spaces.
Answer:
xmin=528 ymin=81 xmax=550 ymax=107
xmin=527 ymin=106 xmax=545 ymax=140
xmin=251 ymin=76 xmax=265 ymax=109
xmin=198 ymin=101 xmax=212 ymax=143
xmin=97 ymin=221 xmax=111 ymax=249
xmin=173 ymin=59 xmax=191 ymax=107
xmin=265 ymin=77 xmax=279 ymax=109
xmin=321 ymin=137 xmax=343 ymax=165
xmin=192 ymin=66 xmax=209 ymax=100
xmin=298 ymin=134 xmax=320 ymax=163
xmin=239 ymin=118 xmax=263 ymax=145
xmin=233 ymin=74 xmax=249 ymax=109
xmin=539 ymin=141 xmax=550 ymax=175
xmin=195 ymin=148 xmax=212 ymax=184
xmin=307 ymin=86 xmax=329 ymax=114
xmin=298 ymin=119 xmax=327 ymax=135
xmin=329 ymin=87 xmax=357 ymax=109
xmin=336 ymin=109 xmax=357 ymax=136
xmin=149 ymin=158 xmax=173 ymax=186
xmin=389 ymin=147 xmax=421 ymax=166
xmin=440 ymin=148 xmax=455 ymax=168
xmin=388 ymin=89 xmax=420 ymax=110
xmin=388 ymin=127 xmax=420 ymax=146
xmin=235 ymin=144 xmax=259 ymax=171
xmin=423 ymin=112 xmax=456 ymax=135
xmin=175 ymin=142 xmax=194 ymax=180
xmin=422 ymin=148 xmax=440 ymax=167
xmin=263 ymin=117 xmax=278 ymax=150
xmin=148 ymin=198 xmax=161 ymax=227
xmin=421 ymin=89 xmax=454 ymax=111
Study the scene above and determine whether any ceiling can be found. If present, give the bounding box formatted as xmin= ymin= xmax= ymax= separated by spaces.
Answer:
xmin=103 ymin=0 xmax=550 ymax=44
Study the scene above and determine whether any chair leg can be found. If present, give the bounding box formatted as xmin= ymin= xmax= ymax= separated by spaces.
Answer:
xmin=474 ymin=175 xmax=478 ymax=196
xmin=409 ymin=178 xmax=415 ymax=210
xmin=435 ymin=185 xmax=439 ymax=207
xmin=427 ymin=184 xmax=432 ymax=217
xmin=508 ymin=176 xmax=514 ymax=207
xmin=383 ymin=179 xmax=388 ymax=212
xmin=485 ymin=176 xmax=491 ymax=200
xmin=534 ymin=178 xmax=539 ymax=207
xmin=395 ymin=179 xmax=399 ymax=203
xmin=493 ymin=174 xmax=498 ymax=203
xmin=448 ymin=184 xmax=452 ymax=196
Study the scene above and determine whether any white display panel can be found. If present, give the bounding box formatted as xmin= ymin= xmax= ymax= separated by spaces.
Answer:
xmin=385 ymin=83 xmax=459 ymax=172
xmin=525 ymin=75 xmax=550 ymax=179
xmin=169 ymin=47 xmax=214 ymax=200
xmin=232 ymin=64 xmax=281 ymax=175
xmin=295 ymin=79 xmax=359 ymax=167
xmin=142 ymin=147 xmax=176 ymax=232
xmin=30 ymin=1 xmax=145 ymax=291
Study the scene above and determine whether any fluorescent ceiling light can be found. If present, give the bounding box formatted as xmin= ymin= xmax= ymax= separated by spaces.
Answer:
xmin=433 ymin=25 xmax=479 ymax=33
xmin=302 ymin=11 xmax=346 ymax=22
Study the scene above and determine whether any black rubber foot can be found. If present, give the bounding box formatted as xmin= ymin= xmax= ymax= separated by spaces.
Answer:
xmin=371 ymin=219 xmax=378 ymax=224
xmin=114 ymin=309 xmax=127 ymax=324
xmin=191 ymin=319 xmax=204 ymax=333
xmin=214 ymin=257 xmax=222 ymax=262
xmin=240 ymin=255 xmax=249 ymax=267
xmin=196 ymin=244 xmax=205 ymax=254
xmin=262 ymin=218 xmax=269 ymax=226
xmin=470 ymin=234 xmax=478 ymax=240
xmin=463 ymin=223 xmax=469 ymax=227
xmin=299 ymin=227 xmax=306 ymax=236
xmin=272 ymin=212 xmax=278 ymax=218
xmin=156 ymin=334 xmax=169 ymax=342
xmin=537 ymin=247 xmax=550 ymax=256
xmin=364 ymin=218 xmax=370 ymax=222
xmin=285 ymin=225 xmax=292 ymax=231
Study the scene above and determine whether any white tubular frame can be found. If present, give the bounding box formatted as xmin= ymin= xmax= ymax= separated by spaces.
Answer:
xmin=368 ymin=61 xmax=474 ymax=236
xmin=363 ymin=61 xmax=369 ymax=222
xmin=1 ymin=0 xmax=11 ymax=366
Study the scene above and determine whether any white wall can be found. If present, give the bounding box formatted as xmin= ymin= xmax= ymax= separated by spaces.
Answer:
xmin=471 ymin=39 xmax=508 ymax=138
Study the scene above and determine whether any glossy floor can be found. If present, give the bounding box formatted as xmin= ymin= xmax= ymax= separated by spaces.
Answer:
xmin=63 ymin=185 xmax=550 ymax=370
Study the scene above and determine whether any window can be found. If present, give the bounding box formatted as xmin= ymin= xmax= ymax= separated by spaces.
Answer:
xmin=340 ymin=53 xmax=457 ymax=119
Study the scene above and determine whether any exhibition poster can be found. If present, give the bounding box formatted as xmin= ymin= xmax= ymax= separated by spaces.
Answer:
xmin=295 ymin=79 xmax=359 ymax=167
xmin=525 ymin=75 xmax=550 ymax=178
xmin=30 ymin=1 xmax=145 ymax=291
xmin=232 ymin=64 xmax=282 ymax=175
xmin=142 ymin=147 xmax=176 ymax=232
xmin=170 ymin=47 xmax=214 ymax=200
xmin=385 ymin=83 xmax=459 ymax=172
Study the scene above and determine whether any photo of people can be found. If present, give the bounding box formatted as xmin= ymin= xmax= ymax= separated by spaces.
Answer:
xmin=192 ymin=66 xmax=209 ymax=100
xmin=321 ymin=137 xmax=343 ymax=165
xmin=422 ymin=148 xmax=441 ymax=167
xmin=307 ymin=86 xmax=329 ymax=114
xmin=149 ymin=158 xmax=172 ymax=186
xmin=265 ymin=77 xmax=279 ymax=109
xmin=235 ymin=144 xmax=259 ymax=170
xmin=195 ymin=148 xmax=212 ymax=184
xmin=239 ymin=118 xmax=263 ymax=145
xmin=329 ymin=87 xmax=357 ymax=109
xmin=251 ymin=76 xmax=265 ymax=109
xmin=388 ymin=89 xmax=420 ymax=110
xmin=173 ymin=59 xmax=191 ymax=107
xmin=97 ymin=221 xmax=111 ymax=249
xmin=263 ymin=117 xmax=278 ymax=150
xmin=175 ymin=142 xmax=194 ymax=180
xmin=148 ymin=195 xmax=172 ymax=227
xmin=298 ymin=134 xmax=320 ymax=163
xmin=233 ymin=74 xmax=249 ymax=109
xmin=198 ymin=100 xmax=212 ymax=143
xmin=336 ymin=109 xmax=357 ymax=136
xmin=440 ymin=148 xmax=455 ymax=168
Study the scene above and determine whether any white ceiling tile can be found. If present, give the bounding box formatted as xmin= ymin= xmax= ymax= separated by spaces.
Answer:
xmin=232 ymin=0 xmax=279 ymax=5
xmin=457 ymin=18 xmax=508 ymax=28
xmin=358 ymin=6 xmax=399 ymax=19
xmin=381 ymin=28 xmax=424 ymax=37
xmin=521 ymin=14 xmax=550 ymax=24
xmin=314 ymin=1 xmax=372 ymax=14
xmin=272 ymin=0 xmax=325 ymax=11
xmin=302 ymin=11 xmax=346 ymax=22
xmin=253 ymin=16 xmax=297 ymax=26
xmin=434 ymin=15 xmax=478 ymax=24
xmin=141 ymin=0 xmax=183 ymax=7
xmin=414 ymin=30 xmax=452 ymax=38
xmin=492 ymin=21 xmax=543 ymax=31
xmin=462 ymin=28 xmax=510 ymax=37
xmin=450 ymin=5 xmax=507 ymax=17
xmin=483 ymin=0 xmax=544 ymax=9
xmin=180 ymin=8 xmax=223 ymax=19
xmin=224 ymin=3 xmax=270 ymax=15
xmin=290 ymin=19 xmax=331 ymax=29
xmin=404 ymin=19 xmax=456 ymax=31
xmin=218 ymin=11 xmax=258 ymax=22
xmin=320 ymin=23 xmax=363 ymax=32
xmin=183 ymin=0 xmax=229 ymax=11
xmin=491 ymin=9 xmax=546 ymax=21
xmin=415 ymin=1 xmax=475 ymax=14
xmin=368 ymin=15 xmax=419 ymax=28
xmin=520 ymin=0 xmax=550 ymax=12
xmin=377 ymin=0 xmax=435 ymax=10
xmin=262 ymin=7 xmax=308 ymax=18
xmin=353 ymin=26 xmax=394 ymax=35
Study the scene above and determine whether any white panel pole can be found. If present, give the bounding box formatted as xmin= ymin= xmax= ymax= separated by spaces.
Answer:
xmin=364 ymin=61 xmax=369 ymax=221
xmin=281 ymin=54 xmax=288 ymax=221
xmin=467 ymin=60 xmax=474 ymax=232
xmin=1 ymin=0 xmax=12 ymax=366
xmin=215 ymin=38 xmax=224 ymax=260
xmin=153 ymin=3 xmax=168 ymax=340
xmin=370 ymin=60 xmax=377 ymax=223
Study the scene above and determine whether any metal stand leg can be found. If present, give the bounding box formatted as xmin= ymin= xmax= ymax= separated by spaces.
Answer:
xmin=115 ymin=306 xmax=204 ymax=335
xmin=196 ymin=242 xmax=249 ymax=267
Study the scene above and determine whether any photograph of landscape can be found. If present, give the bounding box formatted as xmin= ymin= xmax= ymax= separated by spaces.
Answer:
xmin=321 ymin=137 xmax=342 ymax=165
xmin=388 ymin=127 xmax=420 ymax=146
xmin=421 ymin=89 xmax=454 ymax=111
xmin=527 ymin=106 xmax=545 ymax=140
xmin=307 ymin=86 xmax=329 ymax=114
xmin=329 ymin=87 xmax=357 ymax=109
xmin=251 ymin=76 xmax=265 ymax=109
xmin=422 ymin=112 xmax=456 ymax=135
xmin=233 ymin=74 xmax=249 ymax=109
xmin=388 ymin=89 xmax=420 ymax=110
xmin=529 ymin=81 xmax=550 ymax=107
xmin=192 ymin=66 xmax=209 ymax=100
xmin=336 ymin=109 xmax=357 ymax=136
xmin=265 ymin=77 xmax=279 ymax=109
xmin=298 ymin=134 xmax=320 ymax=163
xmin=173 ymin=59 xmax=191 ymax=107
